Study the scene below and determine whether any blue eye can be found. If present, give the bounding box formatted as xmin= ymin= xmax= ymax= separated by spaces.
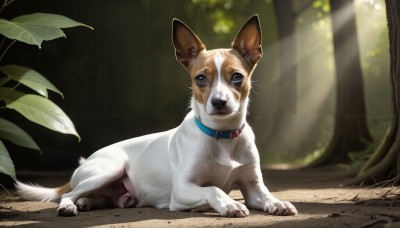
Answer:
xmin=195 ymin=75 xmax=209 ymax=87
xmin=231 ymin=73 xmax=244 ymax=85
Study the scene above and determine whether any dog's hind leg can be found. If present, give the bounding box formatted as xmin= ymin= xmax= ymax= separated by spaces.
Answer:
xmin=76 ymin=176 xmax=137 ymax=211
xmin=57 ymin=158 xmax=126 ymax=216
xmin=76 ymin=197 xmax=109 ymax=211
xmin=109 ymin=176 xmax=138 ymax=208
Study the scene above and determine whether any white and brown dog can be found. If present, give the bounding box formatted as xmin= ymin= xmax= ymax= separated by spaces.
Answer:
xmin=15 ymin=15 xmax=298 ymax=218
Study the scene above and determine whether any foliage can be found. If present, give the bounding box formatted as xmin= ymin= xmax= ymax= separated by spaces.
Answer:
xmin=0 ymin=0 xmax=92 ymax=181
xmin=312 ymin=0 xmax=330 ymax=18
xmin=0 ymin=140 xmax=14 ymax=179
xmin=190 ymin=0 xmax=235 ymax=34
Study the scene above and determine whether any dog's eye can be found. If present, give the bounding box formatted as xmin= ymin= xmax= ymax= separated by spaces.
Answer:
xmin=195 ymin=75 xmax=209 ymax=87
xmin=231 ymin=73 xmax=244 ymax=85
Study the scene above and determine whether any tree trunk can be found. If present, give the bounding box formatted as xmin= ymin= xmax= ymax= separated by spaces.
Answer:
xmin=274 ymin=0 xmax=297 ymax=114
xmin=353 ymin=0 xmax=400 ymax=184
xmin=310 ymin=0 xmax=372 ymax=166
xmin=265 ymin=0 xmax=297 ymax=148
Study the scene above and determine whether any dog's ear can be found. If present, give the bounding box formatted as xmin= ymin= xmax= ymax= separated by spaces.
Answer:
xmin=232 ymin=15 xmax=263 ymax=67
xmin=172 ymin=19 xmax=206 ymax=70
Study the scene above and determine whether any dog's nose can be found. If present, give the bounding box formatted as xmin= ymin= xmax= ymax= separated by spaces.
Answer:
xmin=211 ymin=98 xmax=227 ymax=110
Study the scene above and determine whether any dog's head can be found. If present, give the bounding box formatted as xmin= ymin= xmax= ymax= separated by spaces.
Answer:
xmin=172 ymin=15 xmax=262 ymax=124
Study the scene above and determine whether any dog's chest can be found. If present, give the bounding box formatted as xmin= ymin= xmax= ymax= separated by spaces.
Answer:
xmin=189 ymin=140 xmax=249 ymax=191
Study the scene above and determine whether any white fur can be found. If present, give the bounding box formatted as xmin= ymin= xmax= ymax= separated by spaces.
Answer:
xmin=214 ymin=52 xmax=224 ymax=84
xmin=15 ymin=181 xmax=61 ymax=202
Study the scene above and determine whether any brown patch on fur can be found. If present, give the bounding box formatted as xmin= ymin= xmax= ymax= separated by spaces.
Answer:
xmin=190 ymin=50 xmax=217 ymax=105
xmin=223 ymin=49 xmax=254 ymax=102
xmin=56 ymin=182 xmax=72 ymax=195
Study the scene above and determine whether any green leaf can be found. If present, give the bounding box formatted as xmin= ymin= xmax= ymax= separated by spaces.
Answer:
xmin=0 ymin=19 xmax=65 ymax=47
xmin=0 ymin=13 xmax=93 ymax=48
xmin=0 ymin=64 xmax=63 ymax=98
xmin=0 ymin=140 xmax=16 ymax=180
xmin=0 ymin=88 xmax=80 ymax=141
xmin=0 ymin=77 xmax=9 ymax=87
xmin=0 ymin=117 xmax=41 ymax=151
xmin=12 ymin=13 xmax=93 ymax=29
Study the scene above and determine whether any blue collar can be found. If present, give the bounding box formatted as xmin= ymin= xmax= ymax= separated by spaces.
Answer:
xmin=195 ymin=117 xmax=245 ymax=139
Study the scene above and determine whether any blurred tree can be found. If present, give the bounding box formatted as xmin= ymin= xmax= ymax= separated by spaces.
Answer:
xmin=310 ymin=0 xmax=372 ymax=166
xmin=353 ymin=0 xmax=400 ymax=184
xmin=274 ymin=0 xmax=297 ymax=114
xmin=264 ymin=0 xmax=297 ymax=147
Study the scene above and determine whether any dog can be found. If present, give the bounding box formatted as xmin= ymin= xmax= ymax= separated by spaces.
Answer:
xmin=15 ymin=15 xmax=298 ymax=218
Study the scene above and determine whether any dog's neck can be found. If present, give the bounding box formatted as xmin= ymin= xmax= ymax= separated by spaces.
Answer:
xmin=191 ymin=97 xmax=248 ymax=131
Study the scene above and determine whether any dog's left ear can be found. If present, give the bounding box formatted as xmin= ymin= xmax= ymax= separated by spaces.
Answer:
xmin=232 ymin=15 xmax=263 ymax=67
xmin=172 ymin=18 xmax=206 ymax=70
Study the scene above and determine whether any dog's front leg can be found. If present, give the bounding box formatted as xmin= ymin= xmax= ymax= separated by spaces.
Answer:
xmin=241 ymin=180 xmax=298 ymax=216
xmin=170 ymin=182 xmax=249 ymax=218
xmin=237 ymin=143 xmax=298 ymax=216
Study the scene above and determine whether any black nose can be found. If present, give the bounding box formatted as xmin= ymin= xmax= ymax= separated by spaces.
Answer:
xmin=211 ymin=98 xmax=227 ymax=110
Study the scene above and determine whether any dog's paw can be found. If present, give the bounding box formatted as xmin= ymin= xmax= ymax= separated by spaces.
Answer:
xmin=57 ymin=204 xmax=78 ymax=217
xmin=76 ymin=198 xmax=92 ymax=211
xmin=222 ymin=201 xmax=250 ymax=218
xmin=264 ymin=200 xmax=298 ymax=216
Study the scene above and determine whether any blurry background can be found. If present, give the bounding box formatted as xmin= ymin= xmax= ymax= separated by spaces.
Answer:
xmin=1 ymin=0 xmax=390 ymax=171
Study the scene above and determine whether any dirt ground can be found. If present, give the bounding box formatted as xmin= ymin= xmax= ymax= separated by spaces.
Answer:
xmin=1 ymin=166 xmax=399 ymax=228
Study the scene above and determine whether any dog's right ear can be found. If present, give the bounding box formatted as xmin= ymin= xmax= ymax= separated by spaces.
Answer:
xmin=172 ymin=19 xmax=205 ymax=70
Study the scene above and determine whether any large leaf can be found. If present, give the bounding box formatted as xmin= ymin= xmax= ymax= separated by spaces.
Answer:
xmin=12 ymin=13 xmax=93 ymax=29
xmin=0 ymin=13 xmax=93 ymax=48
xmin=0 ymin=140 xmax=16 ymax=180
xmin=0 ymin=117 xmax=40 ymax=151
xmin=0 ymin=89 xmax=80 ymax=141
xmin=0 ymin=19 xmax=65 ymax=47
xmin=0 ymin=77 xmax=9 ymax=87
xmin=0 ymin=64 xmax=63 ymax=98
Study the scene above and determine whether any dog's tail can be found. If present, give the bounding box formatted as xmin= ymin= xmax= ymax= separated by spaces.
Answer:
xmin=14 ymin=181 xmax=71 ymax=202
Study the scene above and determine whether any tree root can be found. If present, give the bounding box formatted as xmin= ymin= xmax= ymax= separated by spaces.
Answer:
xmin=351 ymin=182 xmax=400 ymax=206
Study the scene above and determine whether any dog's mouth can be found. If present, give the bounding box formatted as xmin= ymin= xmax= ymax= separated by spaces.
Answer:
xmin=208 ymin=109 xmax=234 ymax=118
xmin=204 ymin=100 xmax=238 ymax=118
xmin=214 ymin=111 xmax=230 ymax=115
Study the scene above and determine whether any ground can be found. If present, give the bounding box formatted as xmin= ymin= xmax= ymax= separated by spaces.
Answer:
xmin=0 ymin=166 xmax=399 ymax=228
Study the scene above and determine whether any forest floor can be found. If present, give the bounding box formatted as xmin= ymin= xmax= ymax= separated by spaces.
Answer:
xmin=0 ymin=166 xmax=399 ymax=228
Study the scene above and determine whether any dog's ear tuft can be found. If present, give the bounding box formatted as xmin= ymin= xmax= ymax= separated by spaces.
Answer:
xmin=231 ymin=15 xmax=263 ymax=67
xmin=172 ymin=18 xmax=206 ymax=70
